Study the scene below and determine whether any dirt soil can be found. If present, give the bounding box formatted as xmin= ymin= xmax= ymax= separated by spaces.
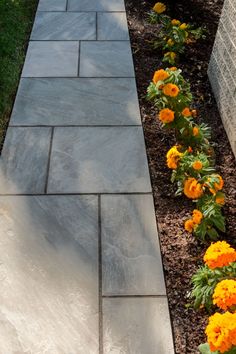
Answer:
xmin=124 ymin=0 xmax=236 ymax=353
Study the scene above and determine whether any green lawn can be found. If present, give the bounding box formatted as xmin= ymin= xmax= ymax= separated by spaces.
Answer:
xmin=0 ymin=0 xmax=38 ymax=149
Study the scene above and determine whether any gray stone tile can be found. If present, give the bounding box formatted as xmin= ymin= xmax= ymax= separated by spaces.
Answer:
xmin=79 ymin=41 xmax=134 ymax=77
xmin=101 ymin=195 xmax=166 ymax=295
xmin=22 ymin=41 xmax=79 ymax=77
xmin=103 ymin=298 xmax=174 ymax=354
xmin=68 ymin=0 xmax=125 ymax=11
xmin=11 ymin=78 xmax=141 ymax=126
xmin=48 ymin=127 xmax=151 ymax=193
xmin=0 ymin=195 xmax=98 ymax=353
xmin=38 ymin=0 xmax=67 ymax=11
xmin=31 ymin=12 xmax=96 ymax=40
xmin=0 ymin=127 xmax=51 ymax=194
xmin=97 ymin=12 xmax=129 ymax=40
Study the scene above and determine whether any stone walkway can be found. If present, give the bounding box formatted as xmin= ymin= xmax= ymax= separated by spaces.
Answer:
xmin=0 ymin=0 xmax=174 ymax=352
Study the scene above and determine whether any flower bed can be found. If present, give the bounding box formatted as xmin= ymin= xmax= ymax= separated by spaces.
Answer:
xmin=125 ymin=0 xmax=236 ymax=353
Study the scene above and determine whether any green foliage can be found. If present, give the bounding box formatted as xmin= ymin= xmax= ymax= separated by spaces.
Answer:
xmin=0 ymin=0 xmax=38 ymax=148
xmin=191 ymin=263 xmax=236 ymax=310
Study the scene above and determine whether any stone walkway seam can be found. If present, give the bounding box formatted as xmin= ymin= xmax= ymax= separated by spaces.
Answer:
xmin=0 ymin=0 xmax=175 ymax=353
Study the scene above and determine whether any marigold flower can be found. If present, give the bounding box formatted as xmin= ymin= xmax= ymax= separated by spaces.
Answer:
xmin=169 ymin=67 xmax=177 ymax=71
xmin=180 ymin=23 xmax=188 ymax=30
xmin=167 ymin=39 xmax=174 ymax=46
xmin=204 ymin=241 xmax=236 ymax=270
xmin=192 ymin=160 xmax=203 ymax=170
xmin=188 ymin=146 xmax=193 ymax=153
xmin=182 ymin=107 xmax=192 ymax=117
xmin=216 ymin=196 xmax=225 ymax=205
xmin=152 ymin=69 xmax=169 ymax=84
xmin=153 ymin=2 xmax=166 ymax=13
xmin=164 ymin=51 xmax=177 ymax=60
xmin=209 ymin=175 xmax=224 ymax=195
xmin=163 ymin=83 xmax=179 ymax=97
xmin=184 ymin=219 xmax=195 ymax=233
xmin=213 ymin=279 xmax=236 ymax=310
xmin=191 ymin=109 xmax=197 ymax=117
xmin=171 ymin=19 xmax=181 ymax=26
xmin=183 ymin=177 xmax=203 ymax=199
xmin=193 ymin=126 xmax=199 ymax=136
xmin=159 ymin=108 xmax=175 ymax=124
xmin=205 ymin=312 xmax=236 ymax=353
xmin=192 ymin=209 xmax=203 ymax=224
xmin=166 ymin=146 xmax=182 ymax=169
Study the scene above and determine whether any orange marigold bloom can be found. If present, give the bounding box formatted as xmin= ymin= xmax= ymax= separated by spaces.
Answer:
xmin=169 ymin=67 xmax=177 ymax=71
xmin=191 ymin=109 xmax=197 ymax=117
xmin=216 ymin=196 xmax=225 ymax=205
xmin=163 ymin=83 xmax=180 ymax=97
xmin=159 ymin=108 xmax=175 ymax=124
xmin=182 ymin=107 xmax=192 ymax=117
xmin=184 ymin=219 xmax=195 ymax=233
xmin=206 ymin=312 xmax=236 ymax=353
xmin=204 ymin=241 xmax=236 ymax=270
xmin=171 ymin=19 xmax=181 ymax=26
xmin=183 ymin=177 xmax=203 ymax=199
xmin=152 ymin=69 xmax=169 ymax=84
xmin=192 ymin=160 xmax=203 ymax=170
xmin=153 ymin=2 xmax=166 ymax=13
xmin=193 ymin=126 xmax=199 ymax=136
xmin=166 ymin=146 xmax=182 ymax=169
xmin=188 ymin=146 xmax=193 ymax=153
xmin=213 ymin=279 xmax=236 ymax=310
xmin=209 ymin=175 xmax=224 ymax=195
xmin=192 ymin=209 xmax=203 ymax=224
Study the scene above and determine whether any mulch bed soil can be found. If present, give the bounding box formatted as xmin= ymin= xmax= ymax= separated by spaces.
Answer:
xmin=124 ymin=0 xmax=236 ymax=353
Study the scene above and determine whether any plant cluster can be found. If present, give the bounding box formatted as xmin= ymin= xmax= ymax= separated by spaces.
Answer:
xmin=148 ymin=2 xmax=206 ymax=64
xmin=147 ymin=67 xmax=226 ymax=241
xmin=190 ymin=242 xmax=236 ymax=354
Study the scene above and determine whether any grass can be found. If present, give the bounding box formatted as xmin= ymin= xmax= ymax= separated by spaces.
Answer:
xmin=0 ymin=0 xmax=38 ymax=150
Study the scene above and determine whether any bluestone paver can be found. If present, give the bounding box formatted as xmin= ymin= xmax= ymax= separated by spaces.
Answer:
xmin=31 ymin=12 xmax=96 ymax=40
xmin=22 ymin=41 xmax=79 ymax=77
xmin=97 ymin=12 xmax=129 ymax=40
xmin=79 ymin=41 xmax=134 ymax=77
xmin=37 ymin=0 xmax=67 ymax=11
xmin=0 ymin=195 xmax=98 ymax=353
xmin=0 ymin=127 xmax=51 ymax=194
xmin=11 ymin=78 xmax=141 ymax=126
xmin=103 ymin=298 xmax=175 ymax=354
xmin=67 ymin=0 xmax=125 ymax=12
xmin=101 ymin=195 xmax=166 ymax=295
xmin=48 ymin=127 xmax=151 ymax=193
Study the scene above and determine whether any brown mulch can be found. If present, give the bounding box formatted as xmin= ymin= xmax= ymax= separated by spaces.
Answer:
xmin=124 ymin=0 xmax=236 ymax=353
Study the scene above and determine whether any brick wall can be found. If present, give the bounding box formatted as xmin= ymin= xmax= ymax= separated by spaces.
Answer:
xmin=208 ymin=0 xmax=236 ymax=157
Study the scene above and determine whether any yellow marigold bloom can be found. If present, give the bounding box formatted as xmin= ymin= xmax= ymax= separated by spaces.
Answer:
xmin=159 ymin=108 xmax=175 ymax=124
xmin=204 ymin=241 xmax=236 ymax=270
xmin=169 ymin=66 xmax=177 ymax=71
xmin=192 ymin=160 xmax=203 ymax=170
xmin=152 ymin=69 xmax=169 ymax=84
xmin=182 ymin=107 xmax=192 ymax=117
xmin=164 ymin=51 xmax=176 ymax=60
xmin=193 ymin=126 xmax=199 ymax=136
xmin=163 ymin=83 xmax=179 ymax=97
xmin=153 ymin=2 xmax=166 ymax=13
xmin=167 ymin=39 xmax=174 ymax=46
xmin=180 ymin=23 xmax=188 ymax=30
xmin=209 ymin=175 xmax=224 ymax=195
xmin=171 ymin=19 xmax=181 ymax=26
xmin=166 ymin=146 xmax=182 ymax=169
xmin=184 ymin=219 xmax=194 ymax=233
xmin=192 ymin=209 xmax=203 ymax=224
xmin=213 ymin=279 xmax=236 ymax=310
xmin=206 ymin=312 xmax=236 ymax=353
xmin=216 ymin=196 xmax=225 ymax=205
xmin=183 ymin=177 xmax=203 ymax=199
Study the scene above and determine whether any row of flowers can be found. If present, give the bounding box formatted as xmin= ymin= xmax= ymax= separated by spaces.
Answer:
xmin=147 ymin=4 xmax=235 ymax=354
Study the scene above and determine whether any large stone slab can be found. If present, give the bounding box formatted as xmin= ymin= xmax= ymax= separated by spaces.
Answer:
xmin=0 ymin=127 xmax=51 ymax=194
xmin=97 ymin=12 xmax=129 ymax=40
xmin=101 ymin=195 xmax=166 ymax=295
xmin=79 ymin=41 xmax=134 ymax=77
xmin=31 ymin=12 xmax=96 ymax=40
xmin=68 ymin=0 xmax=125 ymax=11
xmin=38 ymin=0 xmax=67 ymax=11
xmin=48 ymin=127 xmax=151 ymax=193
xmin=10 ymin=78 xmax=141 ymax=126
xmin=0 ymin=195 xmax=98 ymax=353
xmin=103 ymin=298 xmax=174 ymax=354
xmin=22 ymin=41 xmax=79 ymax=77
